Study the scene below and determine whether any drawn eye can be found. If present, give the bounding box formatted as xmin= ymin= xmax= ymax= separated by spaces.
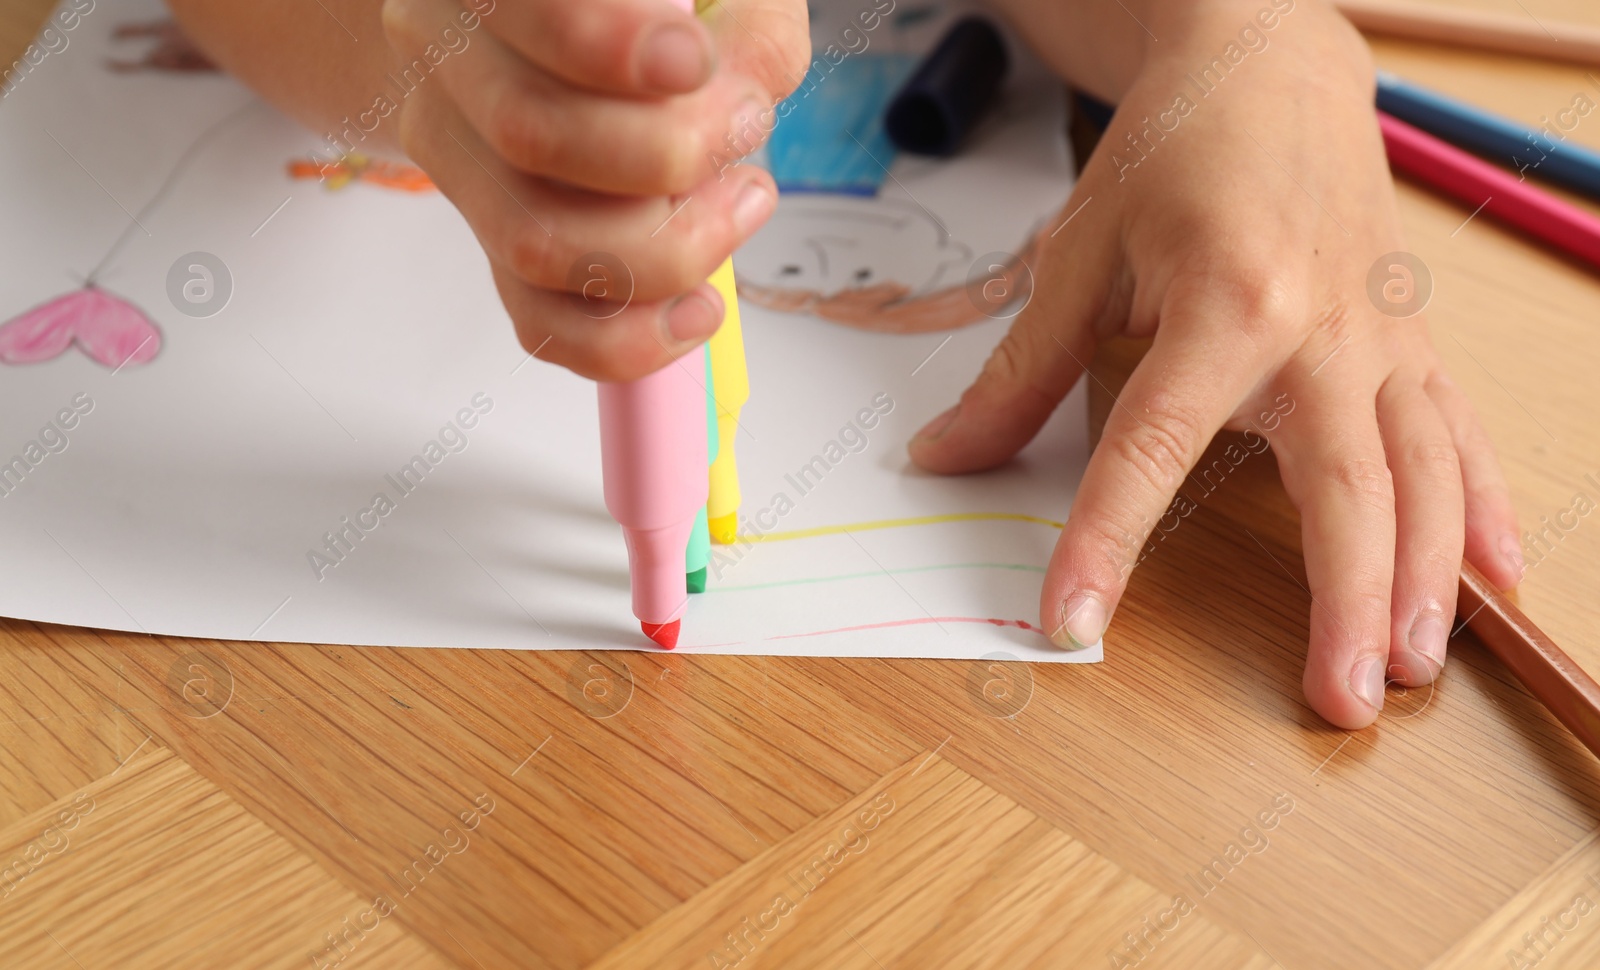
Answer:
xmin=780 ymin=264 xmax=802 ymax=276
xmin=854 ymin=268 xmax=872 ymax=282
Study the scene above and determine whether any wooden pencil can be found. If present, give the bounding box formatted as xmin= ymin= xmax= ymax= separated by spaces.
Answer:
xmin=1457 ymin=560 xmax=1600 ymax=760
xmin=1335 ymin=0 xmax=1600 ymax=67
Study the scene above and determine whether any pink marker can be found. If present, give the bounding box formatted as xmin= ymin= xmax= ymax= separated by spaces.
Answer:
xmin=598 ymin=344 xmax=709 ymax=648
xmin=597 ymin=0 xmax=711 ymax=649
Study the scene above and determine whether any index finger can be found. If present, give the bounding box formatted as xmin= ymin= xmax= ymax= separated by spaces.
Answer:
xmin=1042 ymin=307 xmax=1275 ymax=649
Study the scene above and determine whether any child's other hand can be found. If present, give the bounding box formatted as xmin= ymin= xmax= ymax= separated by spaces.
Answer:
xmin=911 ymin=0 xmax=1522 ymax=729
xmin=381 ymin=0 xmax=808 ymax=379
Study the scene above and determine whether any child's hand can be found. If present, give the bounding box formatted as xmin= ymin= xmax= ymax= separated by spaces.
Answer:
xmin=913 ymin=0 xmax=1521 ymax=728
xmin=381 ymin=0 xmax=808 ymax=379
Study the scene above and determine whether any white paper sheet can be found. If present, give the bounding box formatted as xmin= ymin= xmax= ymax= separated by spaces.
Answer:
xmin=0 ymin=0 xmax=1096 ymax=661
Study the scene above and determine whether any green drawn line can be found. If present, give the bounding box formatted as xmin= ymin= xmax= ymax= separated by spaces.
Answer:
xmin=707 ymin=561 xmax=1045 ymax=593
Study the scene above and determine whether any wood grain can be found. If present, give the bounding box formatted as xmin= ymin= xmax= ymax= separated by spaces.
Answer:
xmin=1428 ymin=828 xmax=1600 ymax=969
xmin=4 ymin=0 xmax=1600 ymax=968
xmin=0 ymin=742 xmax=448 ymax=968
xmin=589 ymin=754 xmax=1275 ymax=970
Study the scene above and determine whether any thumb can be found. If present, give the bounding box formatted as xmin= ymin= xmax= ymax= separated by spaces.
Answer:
xmin=908 ymin=196 xmax=1118 ymax=474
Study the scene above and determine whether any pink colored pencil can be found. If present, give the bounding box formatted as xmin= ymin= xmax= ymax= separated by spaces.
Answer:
xmin=1379 ymin=110 xmax=1600 ymax=269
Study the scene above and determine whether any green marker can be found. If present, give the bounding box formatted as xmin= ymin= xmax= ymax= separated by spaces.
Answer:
xmin=686 ymin=349 xmax=719 ymax=593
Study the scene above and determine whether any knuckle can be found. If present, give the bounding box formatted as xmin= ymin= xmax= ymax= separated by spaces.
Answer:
xmin=1458 ymin=418 xmax=1496 ymax=457
xmin=981 ymin=331 xmax=1030 ymax=387
xmin=651 ymin=235 xmax=716 ymax=296
xmin=1401 ymin=438 xmax=1460 ymax=484
xmin=1222 ymin=264 xmax=1297 ymax=325
xmin=1213 ymin=274 xmax=1301 ymax=359
xmin=505 ymin=225 xmax=559 ymax=286
xmin=1327 ymin=455 xmax=1395 ymax=510
xmin=1437 ymin=392 xmax=1497 ymax=456
xmin=555 ymin=6 xmax=630 ymax=77
xmin=1301 ymin=298 xmax=1360 ymax=368
xmin=379 ymin=0 xmax=425 ymax=51
xmin=484 ymin=90 xmax=549 ymax=172
xmin=1171 ymin=254 xmax=1302 ymax=354
xmin=1421 ymin=367 xmax=1459 ymax=402
xmin=974 ymin=323 xmax=1050 ymax=400
xmin=547 ymin=4 xmax=593 ymax=51
xmin=1235 ymin=278 xmax=1296 ymax=342
xmin=1110 ymin=396 xmax=1206 ymax=495
xmin=656 ymin=131 xmax=704 ymax=194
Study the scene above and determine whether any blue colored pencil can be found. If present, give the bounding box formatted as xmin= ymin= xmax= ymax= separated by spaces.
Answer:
xmin=1375 ymin=71 xmax=1600 ymax=202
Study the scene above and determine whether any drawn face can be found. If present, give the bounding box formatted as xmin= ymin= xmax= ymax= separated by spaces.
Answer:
xmin=737 ymin=196 xmax=971 ymax=298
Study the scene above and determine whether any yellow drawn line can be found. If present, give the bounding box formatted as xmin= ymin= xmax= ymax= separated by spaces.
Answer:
xmin=735 ymin=512 xmax=1064 ymax=545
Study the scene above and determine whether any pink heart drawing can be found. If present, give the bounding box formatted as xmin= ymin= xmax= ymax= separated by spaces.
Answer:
xmin=0 ymin=288 xmax=162 ymax=369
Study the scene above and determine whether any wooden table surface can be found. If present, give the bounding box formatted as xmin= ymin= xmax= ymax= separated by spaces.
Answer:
xmin=5 ymin=1 xmax=1600 ymax=967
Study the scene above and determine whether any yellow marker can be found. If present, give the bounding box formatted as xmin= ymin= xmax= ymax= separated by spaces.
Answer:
xmin=706 ymin=256 xmax=748 ymax=544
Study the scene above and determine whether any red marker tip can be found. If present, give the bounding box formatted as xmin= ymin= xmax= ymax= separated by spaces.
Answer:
xmin=641 ymin=619 xmax=680 ymax=649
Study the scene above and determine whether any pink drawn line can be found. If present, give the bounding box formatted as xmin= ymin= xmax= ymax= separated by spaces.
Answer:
xmin=770 ymin=615 xmax=1042 ymax=640
xmin=684 ymin=616 xmax=1043 ymax=649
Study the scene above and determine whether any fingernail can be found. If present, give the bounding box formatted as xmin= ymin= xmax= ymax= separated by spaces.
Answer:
xmin=914 ymin=405 xmax=959 ymax=442
xmin=1499 ymin=532 xmax=1525 ymax=583
xmin=1408 ymin=611 xmax=1448 ymax=677
xmin=639 ymin=23 xmax=712 ymax=93
xmin=1050 ymin=591 xmax=1107 ymax=650
xmin=664 ymin=285 xmax=723 ymax=343
xmin=732 ymin=180 xmax=775 ymax=236
xmin=1349 ymin=655 xmax=1386 ymax=711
